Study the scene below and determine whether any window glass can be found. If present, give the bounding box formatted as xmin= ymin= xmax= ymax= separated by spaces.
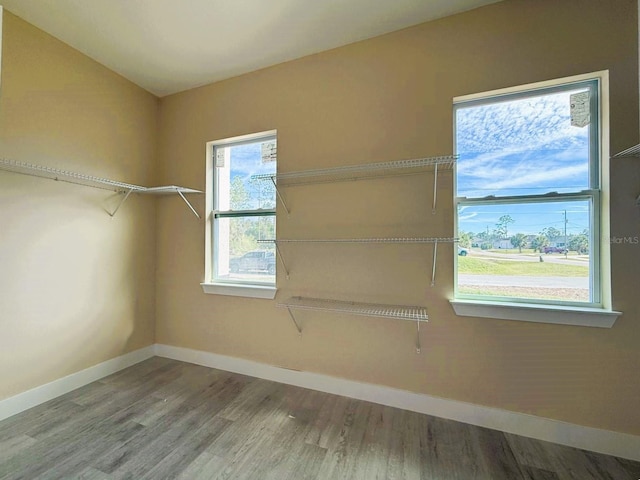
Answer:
xmin=212 ymin=134 xmax=276 ymax=286
xmin=215 ymin=140 xmax=276 ymax=211
xmin=455 ymin=79 xmax=600 ymax=306
xmin=457 ymin=199 xmax=592 ymax=302
xmin=215 ymin=216 xmax=276 ymax=283
xmin=457 ymin=87 xmax=592 ymax=198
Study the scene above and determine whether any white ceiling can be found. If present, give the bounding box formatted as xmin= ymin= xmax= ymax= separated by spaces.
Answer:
xmin=1 ymin=0 xmax=500 ymax=97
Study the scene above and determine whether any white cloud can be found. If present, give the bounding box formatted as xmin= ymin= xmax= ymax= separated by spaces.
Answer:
xmin=456 ymin=88 xmax=591 ymax=195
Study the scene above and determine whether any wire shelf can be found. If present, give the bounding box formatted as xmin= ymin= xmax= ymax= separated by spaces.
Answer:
xmin=0 ymin=158 xmax=145 ymax=192
xmin=258 ymin=237 xmax=458 ymax=244
xmin=278 ymin=296 xmax=428 ymax=322
xmin=0 ymin=158 xmax=202 ymax=217
xmin=612 ymin=144 xmax=640 ymax=158
xmin=261 ymin=237 xmax=453 ymax=284
xmin=252 ymin=155 xmax=457 ymax=185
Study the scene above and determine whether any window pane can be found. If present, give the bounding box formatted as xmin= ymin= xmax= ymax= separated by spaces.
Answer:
xmin=215 ymin=215 xmax=276 ymax=284
xmin=457 ymin=200 xmax=592 ymax=303
xmin=215 ymin=139 xmax=277 ymax=211
xmin=456 ymin=87 xmax=592 ymax=198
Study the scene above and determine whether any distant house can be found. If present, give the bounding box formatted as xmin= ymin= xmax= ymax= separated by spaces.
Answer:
xmin=548 ymin=237 xmax=567 ymax=248
xmin=494 ymin=239 xmax=512 ymax=249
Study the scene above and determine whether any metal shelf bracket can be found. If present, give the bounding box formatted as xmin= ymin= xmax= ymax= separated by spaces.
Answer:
xmin=432 ymin=162 xmax=439 ymax=214
xmin=275 ymin=242 xmax=290 ymax=279
xmin=109 ymin=188 xmax=135 ymax=217
xmin=431 ymin=239 xmax=439 ymax=287
xmin=270 ymin=176 xmax=290 ymax=216
xmin=286 ymin=307 xmax=303 ymax=335
xmin=176 ymin=189 xmax=200 ymax=218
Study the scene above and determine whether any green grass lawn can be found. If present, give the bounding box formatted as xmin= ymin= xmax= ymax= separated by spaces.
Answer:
xmin=458 ymin=256 xmax=589 ymax=277
xmin=481 ymin=248 xmax=581 ymax=256
xmin=483 ymin=248 xmax=536 ymax=255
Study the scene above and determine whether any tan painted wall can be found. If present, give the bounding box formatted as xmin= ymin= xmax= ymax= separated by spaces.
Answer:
xmin=0 ymin=11 xmax=159 ymax=399
xmin=156 ymin=0 xmax=640 ymax=435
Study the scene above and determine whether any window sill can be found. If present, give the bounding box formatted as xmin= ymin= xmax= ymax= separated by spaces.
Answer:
xmin=201 ymin=282 xmax=277 ymax=299
xmin=449 ymin=299 xmax=621 ymax=328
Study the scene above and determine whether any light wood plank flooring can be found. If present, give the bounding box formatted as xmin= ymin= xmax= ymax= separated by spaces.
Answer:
xmin=0 ymin=357 xmax=638 ymax=479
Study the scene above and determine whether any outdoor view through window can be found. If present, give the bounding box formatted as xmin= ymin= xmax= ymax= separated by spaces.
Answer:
xmin=213 ymin=135 xmax=276 ymax=285
xmin=455 ymin=79 xmax=599 ymax=305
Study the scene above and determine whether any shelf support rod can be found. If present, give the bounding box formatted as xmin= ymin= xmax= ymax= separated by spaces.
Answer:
xmin=431 ymin=239 xmax=438 ymax=287
xmin=109 ymin=188 xmax=135 ymax=217
xmin=416 ymin=320 xmax=421 ymax=354
xmin=432 ymin=162 xmax=439 ymax=214
xmin=177 ymin=190 xmax=200 ymax=219
xmin=271 ymin=177 xmax=290 ymax=216
xmin=286 ymin=307 xmax=302 ymax=335
xmin=275 ymin=242 xmax=290 ymax=279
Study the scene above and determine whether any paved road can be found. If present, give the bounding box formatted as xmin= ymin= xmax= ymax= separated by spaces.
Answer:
xmin=459 ymin=274 xmax=588 ymax=289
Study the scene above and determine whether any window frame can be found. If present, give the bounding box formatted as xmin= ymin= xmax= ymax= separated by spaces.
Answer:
xmin=201 ymin=130 xmax=278 ymax=299
xmin=450 ymin=71 xmax=620 ymax=327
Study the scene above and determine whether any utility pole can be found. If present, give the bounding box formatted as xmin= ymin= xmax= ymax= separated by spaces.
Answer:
xmin=564 ymin=210 xmax=568 ymax=258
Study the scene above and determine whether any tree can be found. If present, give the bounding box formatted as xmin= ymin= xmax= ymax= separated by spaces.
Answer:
xmin=230 ymin=176 xmax=250 ymax=210
xmin=228 ymin=177 xmax=276 ymax=256
xmin=568 ymin=233 xmax=589 ymax=254
xmin=541 ymin=226 xmax=562 ymax=241
xmin=510 ymin=233 xmax=527 ymax=253
xmin=495 ymin=215 xmax=514 ymax=239
xmin=476 ymin=230 xmax=488 ymax=241
xmin=475 ymin=229 xmax=493 ymax=250
xmin=459 ymin=231 xmax=473 ymax=248
xmin=531 ymin=234 xmax=549 ymax=253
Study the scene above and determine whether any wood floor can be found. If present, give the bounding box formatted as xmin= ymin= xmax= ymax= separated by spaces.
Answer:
xmin=0 ymin=358 xmax=638 ymax=479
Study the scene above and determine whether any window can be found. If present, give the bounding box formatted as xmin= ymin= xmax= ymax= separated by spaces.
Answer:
xmin=452 ymin=72 xmax=619 ymax=326
xmin=202 ymin=131 xmax=277 ymax=298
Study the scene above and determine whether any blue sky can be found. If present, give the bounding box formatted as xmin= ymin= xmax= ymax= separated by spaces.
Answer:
xmin=228 ymin=141 xmax=276 ymax=179
xmin=458 ymin=201 xmax=589 ymax=237
xmin=456 ymin=87 xmax=592 ymax=236
xmin=226 ymin=141 xmax=277 ymax=208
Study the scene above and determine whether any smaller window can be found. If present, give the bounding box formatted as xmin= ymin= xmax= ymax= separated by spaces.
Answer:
xmin=204 ymin=131 xmax=277 ymax=294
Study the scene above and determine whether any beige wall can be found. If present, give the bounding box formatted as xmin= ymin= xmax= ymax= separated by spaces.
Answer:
xmin=157 ymin=0 xmax=640 ymax=435
xmin=0 ymin=11 xmax=158 ymax=399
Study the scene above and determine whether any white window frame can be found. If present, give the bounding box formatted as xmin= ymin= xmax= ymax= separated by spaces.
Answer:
xmin=201 ymin=130 xmax=277 ymax=299
xmin=450 ymin=71 xmax=620 ymax=327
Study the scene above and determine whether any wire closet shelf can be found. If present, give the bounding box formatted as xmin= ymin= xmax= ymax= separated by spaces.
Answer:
xmin=257 ymin=237 xmax=457 ymax=285
xmin=612 ymin=144 xmax=640 ymax=158
xmin=252 ymin=155 xmax=456 ymax=185
xmin=278 ymin=296 xmax=428 ymax=321
xmin=251 ymin=155 xmax=457 ymax=215
xmin=259 ymin=237 xmax=458 ymax=244
xmin=0 ymin=158 xmax=202 ymax=217
xmin=278 ymin=296 xmax=428 ymax=353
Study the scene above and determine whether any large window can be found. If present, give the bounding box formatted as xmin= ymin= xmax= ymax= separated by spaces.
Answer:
xmin=454 ymin=74 xmax=607 ymax=310
xmin=204 ymin=131 xmax=277 ymax=296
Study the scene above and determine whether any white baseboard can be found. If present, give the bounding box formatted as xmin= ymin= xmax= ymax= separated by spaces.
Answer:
xmin=0 ymin=345 xmax=155 ymax=423
xmin=155 ymin=343 xmax=640 ymax=462
xmin=2 ymin=344 xmax=638 ymax=462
